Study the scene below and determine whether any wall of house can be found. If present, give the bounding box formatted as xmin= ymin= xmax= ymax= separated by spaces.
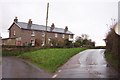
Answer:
xmin=9 ymin=24 xmax=22 ymax=38
xmin=9 ymin=23 xmax=73 ymax=47
xmin=21 ymin=29 xmax=42 ymax=46
xmin=21 ymin=30 xmax=73 ymax=46
xmin=2 ymin=38 xmax=16 ymax=45
xmin=45 ymin=32 xmax=73 ymax=45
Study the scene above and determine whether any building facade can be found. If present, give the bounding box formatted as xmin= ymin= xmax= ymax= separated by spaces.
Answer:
xmin=5 ymin=17 xmax=74 ymax=47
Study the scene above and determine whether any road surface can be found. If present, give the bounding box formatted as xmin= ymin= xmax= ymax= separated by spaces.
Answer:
xmin=2 ymin=57 xmax=53 ymax=78
xmin=55 ymin=49 xmax=118 ymax=78
xmin=2 ymin=49 xmax=119 ymax=78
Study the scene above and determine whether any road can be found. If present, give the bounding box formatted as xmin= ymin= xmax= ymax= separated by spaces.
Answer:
xmin=2 ymin=57 xmax=53 ymax=78
xmin=2 ymin=49 xmax=119 ymax=78
xmin=55 ymin=49 xmax=118 ymax=78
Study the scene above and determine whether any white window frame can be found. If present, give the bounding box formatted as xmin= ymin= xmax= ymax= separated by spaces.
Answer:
xmin=31 ymin=31 xmax=35 ymax=37
xmin=55 ymin=33 xmax=58 ymax=38
xmin=42 ymin=32 xmax=45 ymax=37
xmin=31 ymin=40 xmax=35 ymax=46
xmin=16 ymin=37 xmax=21 ymax=41
xmin=48 ymin=38 xmax=51 ymax=44
xmin=62 ymin=34 xmax=65 ymax=38
xmin=13 ymin=30 xmax=16 ymax=36
xmin=69 ymin=35 xmax=73 ymax=39
xmin=42 ymin=41 xmax=45 ymax=46
xmin=69 ymin=35 xmax=71 ymax=39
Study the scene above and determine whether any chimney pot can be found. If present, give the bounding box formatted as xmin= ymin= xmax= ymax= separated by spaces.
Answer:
xmin=27 ymin=19 xmax=32 ymax=28
xmin=65 ymin=26 xmax=68 ymax=32
xmin=50 ymin=23 xmax=55 ymax=31
xmin=14 ymin=16 xmax=18 ymax=23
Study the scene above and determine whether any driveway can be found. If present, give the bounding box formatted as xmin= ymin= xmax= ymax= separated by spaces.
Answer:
xmin=2 ymin=57 xmax=53 ymax=78
xmin=55 ymin=49 xmax=118 ymax=78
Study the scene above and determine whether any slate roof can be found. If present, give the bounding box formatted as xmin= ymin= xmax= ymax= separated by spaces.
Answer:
xmin=14 ymin=22 xmax=74 ymax=35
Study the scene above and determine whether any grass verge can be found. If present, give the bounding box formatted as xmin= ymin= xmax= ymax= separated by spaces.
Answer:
xmin=19 ymin=48 xmax=86 ymax=73
xmin=105 ymin=52 xmax=119 ymax=71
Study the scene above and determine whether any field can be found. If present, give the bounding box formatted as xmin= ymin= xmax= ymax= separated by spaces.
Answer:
xmin=19 ymin=48 xmax=86 ymax=72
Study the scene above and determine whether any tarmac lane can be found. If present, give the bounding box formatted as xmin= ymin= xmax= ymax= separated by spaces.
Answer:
xmin=2 ymin=57 xmax=53 ymax=78
xmin=55 ymin=49 xmax=119 ymax=78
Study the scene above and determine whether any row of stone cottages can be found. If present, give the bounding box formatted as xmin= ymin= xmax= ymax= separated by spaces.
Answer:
xmin=2 ymin=17 xmax=74 ymax=47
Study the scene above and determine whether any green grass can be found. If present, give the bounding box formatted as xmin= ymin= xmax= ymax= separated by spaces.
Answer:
xmin=105 ymin=52 xmax=118 ymax=70
xmin=19 ymin=48 xmax=86 ymax=72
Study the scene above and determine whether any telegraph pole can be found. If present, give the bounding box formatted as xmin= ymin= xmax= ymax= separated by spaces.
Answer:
xmin=45 ymin=2 xmax=49 ymax=46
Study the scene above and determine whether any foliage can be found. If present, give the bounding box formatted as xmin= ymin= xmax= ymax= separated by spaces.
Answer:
xmin=105 ymin=52 xmax=119 ymax=71
xmin=74 ymin=42 xmax=81 ymax=47
xmin=28 ymin=43 xmax=32 ymax=47
xmin=19 ymin=48 xmax=86 ymax=72
xmin=48 ymin=38 xmax=73 ymax=48
xmin=64 ymin=39 xmax=73 ymax=48
xmin=74 ymin=34 xmax=95 ymax=48
xmin=2 ymin=46 xmax=39 ymax=56
xmin=105 ymin=23 xmax=119 ymax=56
xmin=48 ymin=38 xmax=64 ymax=48
xmin=105 ymin=23 xmax=120 ymax=72
xmin=50 ymin=38 xmax=58 ymax=47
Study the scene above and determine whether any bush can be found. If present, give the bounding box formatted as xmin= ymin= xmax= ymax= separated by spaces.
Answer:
xmin=74 ymin=42 xmax=81 ymax=47
xmin=64 ymin=39 xmax=73 ymax=48
xmin=105 ymin=23 xmax=120 ymax=72
xmin=105 ymin=52 xmax=119 ymax=71
xmin=2 ymin=46 xmax=40 ymax=56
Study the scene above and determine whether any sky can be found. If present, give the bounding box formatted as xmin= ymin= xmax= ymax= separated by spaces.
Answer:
xmin=0 ymin=0 xmax=119 ymax=46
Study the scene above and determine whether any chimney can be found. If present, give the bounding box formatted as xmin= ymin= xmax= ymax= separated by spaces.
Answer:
xmin=14 ymin=17 xmax=18 ymax=23
xmin=64 ymin=26 xmax=68 ymax=32
xmin=50 ymin=23 xmax=55 ymax=31
xmin=27 ymin=19 xmax=32 ymax=28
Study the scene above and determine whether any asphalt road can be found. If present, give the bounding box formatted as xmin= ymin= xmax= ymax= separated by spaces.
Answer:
xmin=55 ymin=49 xmax=118 ymax=78
xmin=2 ymin=57 xmax=53 ymax=78
xmin=2 ymin=49 xmax=119 ymax=78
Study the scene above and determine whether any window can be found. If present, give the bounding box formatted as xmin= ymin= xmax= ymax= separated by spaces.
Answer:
xmin=48 ymin=38 xmax=51 ymax=44
xmin=31 ymin=31 xmax=35 ymax=36
xmin=62 ymin=34 xmax=65 ymax=38
xmin=55 ymin=33 xmax=58 ymax=38
xmin=69 ymin=35 xmax=73 ymax=39
xmin=41 ymin=41 xmax=44 ymax=46
xmin=16 ymin=37 xmax=21 ymax=41
xmin=31 ymin=40 xmax=35 ymax=46
xmin=42 ymin=32 xmax=45 ymax=37
xmin=13 ymin=30 xmax=16 ymax=36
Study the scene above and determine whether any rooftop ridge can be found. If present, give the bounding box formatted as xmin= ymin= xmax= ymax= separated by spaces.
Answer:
xmin=16 ymin=22 xmax=74 ymax=34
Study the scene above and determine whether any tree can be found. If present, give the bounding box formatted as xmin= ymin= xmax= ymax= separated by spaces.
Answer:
xmin=64 ymin=39 xmax=73 ymax=48
xmin=81 ymin=34 xmax=89 ymax=40
xmin=105 ymin=23 xmax=119 ymax=56
xmin=75 ymin=34 xmax=95 ymax=48
xmin=74 ymin=42 xmax=81 ymax=47
xmin=50 ymin=38 xmax=58 ymax=47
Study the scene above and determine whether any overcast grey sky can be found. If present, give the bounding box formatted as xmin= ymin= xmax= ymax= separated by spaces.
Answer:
xmin=0 ymin=0 xmax=118 ymax=46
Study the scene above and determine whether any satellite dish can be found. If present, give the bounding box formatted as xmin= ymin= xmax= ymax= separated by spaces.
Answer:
xmin=115 ymin=23 xmax=120 ymax=35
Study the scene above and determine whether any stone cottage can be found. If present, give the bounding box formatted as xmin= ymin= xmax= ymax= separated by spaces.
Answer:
xmin=4 ymin=17 xmax=74 ymax=47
